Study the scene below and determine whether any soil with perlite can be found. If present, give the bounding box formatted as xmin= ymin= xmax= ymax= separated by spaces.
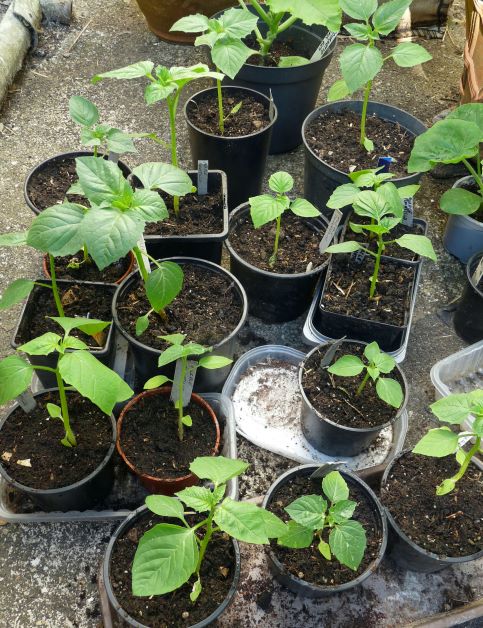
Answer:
xmin=26 ymin=157 xmax=89 ymax=210
xmin=49 ymin=253 xmax=132 ymax=283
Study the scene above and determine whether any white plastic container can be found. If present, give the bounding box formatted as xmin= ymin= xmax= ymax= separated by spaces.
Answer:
xmin=430 ymin=340 xmax=483 ymax=399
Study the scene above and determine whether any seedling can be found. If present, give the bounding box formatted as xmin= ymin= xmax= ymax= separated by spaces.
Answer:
xmin=143 ymin=334 xmax=232 ymax=441
xmin=413 ymin=390 xmax=483 ymax=495
xmin=277 ymin=470 xmax=366 ymax=571
xmin=131 ymin=456 xmax=287 ymax=600
xmin=328 ymin=0 xmax=432 ymax=152
xmin=0 ymin=317 xmax=133 ymax=447
xmin=327 ymin=341 xmax=403 ymax=409
xmin=408 ymin=103 xmax=483 ymax=217
xmin=325 ymin=175 xmax=436 ymax=298
xmin=250 ymin=171 xmax=320 ymax=267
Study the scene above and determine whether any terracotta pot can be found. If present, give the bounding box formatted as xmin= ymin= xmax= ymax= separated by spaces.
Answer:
xmin=117 ymin=386 xmax=221 ymax=494
xmin=42 ymin=251 xmax=136 ymax=286
xmin=135 ymin=0 xmax=235 ymax=43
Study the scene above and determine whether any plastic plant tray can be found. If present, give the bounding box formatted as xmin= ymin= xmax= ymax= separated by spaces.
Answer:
xmin=430 ymin=340 xmax=483 ymax=399
xmin=222 ymin=345 xmax=408 ymax=469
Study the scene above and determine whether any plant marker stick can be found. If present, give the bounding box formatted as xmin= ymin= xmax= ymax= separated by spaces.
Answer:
xmin=135 ymin=237 xmax=151 ymax=276
xmin=197 ymin=160 xmax=209 ymax=196
xmin=170 ymin=359 xmax=198 ymax=407
xmin=310 ymin=31 xmax=337 ymax=62
xmin=16 ymin=390 xmax=37 ymax=412
xmin=319 ymin=208 xmax=343 ymax=254
xmin=472 ymin=256 xmax=483 ymax=286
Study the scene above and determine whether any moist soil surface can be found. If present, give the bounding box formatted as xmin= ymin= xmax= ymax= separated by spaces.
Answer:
xmin=186 ymin=91 xmax=271 ymax=138
xmin=0 ymin=391 xmax=112 ymax=490
xmin=119 ymin=392 xmax=218 ymax=479
xmin=49 ymin=253 xmax=132 ymax=283
xmin=228 ymin=211 xmax=327 ymax=273
xmin=245 ymin=35 xmax=308 ymax=67
xmin=26 ymin=157 xmax=86 ymax=211
xmin=109 ymin=511 xmax=236 ymax=627
xmin=301 ymin=343 xmax=403 ymax=429
xmin=305 ymin=110 xmax=414 ymax=178
xmin=116 ymin=264 xmax=243 ymax=350
xmin=381 ymin=452 xmax=483 ymax=557
xmin=320 ymin=255 xmax=415 ymax=326
xmin=267 ymin=473 xmax=383 ymax=586
xmin=15 ymin=283 xmax=113 ymax=348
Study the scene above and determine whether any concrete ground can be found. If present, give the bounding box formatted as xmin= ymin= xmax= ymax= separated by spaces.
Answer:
xmin=0 ymin=0 xmax=481 ymax=626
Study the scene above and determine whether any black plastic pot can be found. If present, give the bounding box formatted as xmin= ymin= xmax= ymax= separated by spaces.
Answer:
xmin=225 ymin=203 xmax=331 ymax=322
xmin=299 ymin=341 xmax=409 ymax=457
xmin=262 ymin=464 xmax=387 ymax=597
xmin=112 ymin=257 xmax=248 ymax=392
xmin=212 ymin=9 xmax=336 ymax=154
xmin=184 ymin=86 xmax=277 ymax=211
xmin=142 ymin=170 xmax=229 ymax=264
xmin=443 ymin=176 xmax=483 ymax=263
xmin=302 ymin=101 xmax=427 ymax=219
xmin=0 ymin=389 xmax=117 ymax=512
xmin=24 ymin=151 xmax=131 ymax=215
xmin=381 ymin=451 xmax=483 ymax=573
xmin=11 ymin=280 xmax=116 ymax=389
xmin=102 ymin=504 xmax=241 ymax=627
xmin=453 ymin=251 xmax=483 ymax=344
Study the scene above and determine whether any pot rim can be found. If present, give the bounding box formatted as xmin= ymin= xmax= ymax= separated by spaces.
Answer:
xmin=42 ymin=251 xmax=136 ymax=286
xmin=298 ymin=340 xmax=408 ymax=435
xmin=451 ymin=176 xmax=483 ymax=230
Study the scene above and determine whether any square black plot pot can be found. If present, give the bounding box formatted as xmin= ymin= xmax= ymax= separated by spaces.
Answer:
xmin=12 ymin=280 xmax=116 ymax=389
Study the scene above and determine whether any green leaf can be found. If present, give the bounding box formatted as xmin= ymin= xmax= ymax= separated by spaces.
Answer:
xmin=69 ymin=95 xmax=99 ymax=127
xmin=290 ymin=198 xmax=320 ymax=218
xmin=170 ymin=13 xmax=210 ymax=33
xmin=66 ymin=181 xmax=84 ymax=196
xmin=436 ymin=478 xmax=456 ymax=495
xmin=344 ymin=22 xmax=374 ymax=40
xmin=145 ymin=495 xmax=186 ymax=522
xmin=285 ymin=495 xmax=327 ymax=530
xmin=132 ymin=524 xmax=198 ymax=597
xmin=372 ymin=351 xmax=396 ymax=374
xmin=446 ymin=103 xmax=483 ymax=141
xmin=455 ymin=447 xmax=467 ymax=465
xmin=340 ymin=44 xmax=383 ymax=93
xmin=269 ymin=171 xmax=294 ymax=194
xmin=132 ymin=163 xmax=195 ymax=197
xmin=339 ymin=0 xmax=377 ymax=21
xmin=0 ymin=355 xmax=34 ymax=404
xmin=277 ymin=521 xmax=313 ymax=548
xmin=157 ymin=344 xmax=186 ymax=368
xmin=27 ymin=203 xmax=86 ymax=257
xmin=145 ymin=261 xmax=183 ymax=312
xmin=220 ymin=7 xmax=258 ymax=37
xmin=63 ymin=337 xmax=89 ymax=350
xmin=353 ymin=189 xmax=387 ymax=218
xmin=267 ymin=0 xmax=342 ymax=30
xmin=162 ymin=333 xmax=186 ymax=345
xmin=0 ymin=231 xmax=28 ymax=247
xmin=198 ymin=355 xmax=232 ymax=370
xmin=182 ymin=414 xmax=192 ymax=427
xmin=105 ymin=129 xmax=137 ymax=154
xmin=363 ymin=136 xmax=374 ymax=152
xmin=249 ymin=194 xmax=287 ymax=228
xmin=366 ymin=365 xmax=380 ymax=381
xmin=397 ymin=184 xmax=420 ymax=199
xmin=322 ymin=471 xmax=350 ymax=502
xmin=58 ymin=350 xmax=133 ymax=414
xmin=318 ymin=539 xmax=332 ymax=560
xmin=175 ymin=486 xmax=218 ymax=513
xmin=18 ymin=333 xmax=62 ymax=356
xmin=376 ymin=377 xmax=403 ymax=408
xmin=440 ymin=188 xmax=481 ymax=216
xmin=144 ymin=82 xmax=176 ymax=104
xmin=329 ymin=520 xmax=366 ymax=570
xmin=278 ymin=56 xmax=309 ymax=68
xmin=325 ymin=241 xmax=363 ymax=254
xmin=190 ymin=456 xmax=249 ymax=486
xmin=328 ymin=354 xmax=365 ymax=377
xmin=190 ymin=578 xmax=202 ymax=603
xmin=329 ymin=499 xmax=357 ymax=523
xmin=372 ymin=0 xmax=411 ymax=35
xmin=214 ymin=498 xmax=287 ymax=544
xmin=212 ymin=36 xmax=253 ymax=79
xmin=430 ymin=394 xmax=472 ymax=425
xmin=143 ymin=375 xmax=171 ymax=389
xmin=131 ymin=189 xmax=169 ymax=223
xmin=92 ymin=60 xmax=154 ymax=83
xmin=327 ymin=79 xmax=351 ymax=102
xmin=75 ymin=156 xmax=131 ymax=205
xmin=47 ymin=402 xmax=62 ymax=419
xmin=49 ymin=316 xmax=110 ymax=336
xmin=391 ymin=42 xmax=432 ymax=68
xmin=0 ymin=279 xmax=34 ymax=310
xmin=327 ymin=183 xmax=361 ymax=209
xmin=412 ymin=428 xmax=460 ymax=457
xmin=395 ymin=234 xmax=436 ymax=261
xmin=363 ymin=341 xmax=380 ymax=363
xmin=135 ymin=313 xmax=150 ymax=336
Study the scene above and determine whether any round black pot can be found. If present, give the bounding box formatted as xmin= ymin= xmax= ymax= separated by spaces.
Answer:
xmin=0 ymin=389 xmax=117 ymax=512
xmin=24 ymin=151 xmax=132 ymax=215
xmin=184 ymin=86 xmax=277 ymax=211
xmin=302 ymin=101 xmax=427 ymax=219
xmin=299 ymin=341 xmax=408 ymax=456
xmin=453 ymin=251 xmax=483 ymax=344
xmin=443 ymin=176 xmax=483 ymax=263
xmin=212 ymin=9 xmax=336 ymax=154
xmin=381 ymin=451 xmax=483 ymax=573
xmin=102 ymin=504 xmax=241 ymax=627
xmin=262 ymin=464 xmax=387 ymax=597
xmin=225 ymin=203 xmax=331 ymax=323
xmin=112 ymin=257 xmax=248 ymax=392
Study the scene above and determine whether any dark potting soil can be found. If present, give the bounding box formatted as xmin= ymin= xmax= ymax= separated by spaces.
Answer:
xmin=381 ymin=452 xmax=483 ymax=558
xmin=26 ymin=157 xmax=87 ymax=211
xmin=245 ymin=35 xmax=308 ymax=67
xmin=116 ymin=264 xmax=243 ymax=350
xmin=460 ymin=179 xmax=483 ymax=223
xmin=301 ymin=343 xmax=403 ymax=429
xmin=120 ymin=393 xmax=218 ymax=479
xmin=15 ymin=283 xmax=113 ymax=348
xmin=0 ymin=392 xmax=112 ymax=490
xmin=228 ymin=212 xmax=327 ymax=273
xmin=305 ymin=110 xmax=414 ymax=178
xmin=51 ymin=253 xmax=132 ymax=283
xmin=321 ymin=255 xmax=414 ymax=326
xmin=109 ymin=511 xmax=236 ymax=627
xmin=186 ymin=91 xmax=271 ymax=137
xmin=344 ymin=214 xmax=425 ymax=262
xmin=267 ymin=474 xmax=383 ymax=586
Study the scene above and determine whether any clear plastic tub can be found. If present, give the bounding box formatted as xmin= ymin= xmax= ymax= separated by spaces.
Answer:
xmin=222 ymin=345 xmax=408 ymax=469
xmin=430 ymin=340 xmax=483 ymax=399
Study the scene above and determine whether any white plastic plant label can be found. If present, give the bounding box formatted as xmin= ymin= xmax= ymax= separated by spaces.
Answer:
xmin=402 ymin=197 xmax=414 ymax=227
xmin=197 ymin=160 xmax=208 ymax=196
xmin=269 ymin=89 xmax=275 ymax=121
xmin=136 ymin=235 xmax=151 ymax=274
xmin=310 ymin=31 xmax=337 ymax=62
xmin=471 ymin=256 xmax=483 ymax=286
xmin=170 ymin=359 xmax=198 ymax=408
xmin=16 ymin=390 xmax=36 ymax=412
xmin=319 ymin=208 xmax=343 ymax=254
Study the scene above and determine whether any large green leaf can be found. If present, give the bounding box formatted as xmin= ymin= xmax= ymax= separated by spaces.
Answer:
xmin=329 ymin=520 xmax=366 ymax=570
xmin=156 ymin=344 xmax=186 ymax=368
xmin=447 ymin=103 xmax=483 ymax=142
xmin=75 ymin=156 xmax=132 ymax=205
xmin=212 ymin=37 xmax=253 ymax=79
xmin=340 ymin=44 xmax=383 ymax=93
xmin=132 ymin=524 xmax=198 ymax=597
xmin=277 ymin=520 xmax=313 ymax=548
xmin=394 ymin=234 xmax=437 ymax=261
xmin=376 ymin=377 xmax=403 ymax=408
xmin=430 ymin=393 xmax=472 ymax=425
xmin=58 ymin=350 xmax=133 ymax=414
xmin=214 ymin=497 xmax=287 ymax=543
xmin=325 ymin=241 xmax=363 ymax=254
xmin=372 ymin=0 xmax=411 ymax=35
xmin=131 ymin=189 xmax=169 ymax=223
xmin=267 ymin=0 xmax=342 ymax=31
xmin=69 ymin=95 xmax=99 ymax=127
xmin=285 ymin=495 xmax=327 ymax=530
xmin=190 ymin=456 xmax=249 ymax=486
xmin=328 ymin=500 xmax=357 ymax=524
xmin=220 ymin=7 xmax=258 ymax=38
xmin=198 ymin=355 xmax=232 ymax=370
xmin=175 ymin=486 xmax=219 ymax=513
xmin=322 ymin=471 xmax=349 ymax=503
xmin=412 ymin=427 xmax=460 ymax=457
xmin=27 ymin=203 xmax=86 ymax=257
xmin=327 ymin=79 xmax=351 ymax=101
xmin=132 ymin=163 xmax=194 ymax=196
xmin=269 ymin=171 xmax=294 ymax=194
xmin=339 ymin=0 xmax=377 ymax=21
xmin=290 ymin=198 xmax=320 ymax=218
xmin=0 ymin=231 xmax=28 ymax=247
xmin=0 ymin=355 xmax=34 ymax=404
xmin=105 ymin=129 xmax=137 ymax=154
xmin=440 ymin=188 xmax=481 ymax=216
xmin=391 ymin=42 xmax=432 ymax=68
xmin=170 ymin=13 xmax=210 ymax=33
xmin=327 ymin=183 xmax=361 ymax=209
xmin=145 ymin=261 xmax=184 ymax=312
xmin=18 ymin=332 xmax=62 ymax=356
xmin=145 ymin=495 xmax=186 ymax=523
xmin=0 ymin=279 xmax=34 ymax=310
xmin=92 ymin=60 xmax=154 ymax=83
xmin=328 ymin=355 xmax=365 ymax=377
xmin=144 ymin=82 xmax=177 ymax=104
xmin=250 ymin=195 xmax=287 ymax=228
xmin=49 ymin=316 xmax=111 ymax=336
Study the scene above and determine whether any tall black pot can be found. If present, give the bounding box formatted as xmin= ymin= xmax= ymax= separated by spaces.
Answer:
xmin=184 ymin=86 xmax=277 ymax=211
xmin=453 ymin=251 xmax=483 ymax=344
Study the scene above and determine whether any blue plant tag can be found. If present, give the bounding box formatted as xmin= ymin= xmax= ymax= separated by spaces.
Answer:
xmin=377 ymin=156 xmax=393 ymax=172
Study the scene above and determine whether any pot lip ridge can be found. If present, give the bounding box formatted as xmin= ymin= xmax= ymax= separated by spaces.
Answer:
xmin=298 ymin=340 xmax=409 ymax=434
xmin=262 ymin=463 xmax=388 ymax=593
xmin=102 ymin=503 xmax=242 ymax=628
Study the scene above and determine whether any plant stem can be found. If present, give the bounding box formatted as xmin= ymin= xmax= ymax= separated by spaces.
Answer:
xmin=216 ymin=77 xmax=225 ymax=134
xmin=449 ymin=436 xmax=481 ymax=487
xmin=360 ymin=80 xmax=372 ymax=148
xmin=168 ymin=93 xmax=181 ymax=217
xmin=93 ymin=146 xmax=98 ymax=158
xmin=83 ymin=245 xmax=90 ymax=264
xmin=247 ymin=0 xmax=271 ymax=26
xmin=177 ymin=356 xmax=187 ymax=441
xmin=277 ymin=14 xmax=298 ymax=34
xmin=369 ymin=237 xmax=383 ymax=299
xmin=132 ymin=246 xmax=149 ymax=282
xmin=195 ymin=507 xmax=216 ymax=576
xmin=49 ymin=254 xmax=65 ymax=317
xmin=462 ymin=158 xmax=483 ymax=197
xmin=356 ymin=370 xmax=370 ymax=396
xmin=269 ymin=214 xmax=281 ymax=268
xmin=55 ymin=369 xmax=76 ymax=447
